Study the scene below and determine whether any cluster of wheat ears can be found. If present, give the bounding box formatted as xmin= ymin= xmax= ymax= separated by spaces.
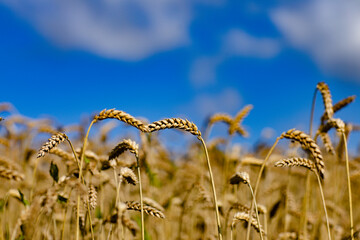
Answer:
xmin=0 ymin=82 xmax=359 ymax=240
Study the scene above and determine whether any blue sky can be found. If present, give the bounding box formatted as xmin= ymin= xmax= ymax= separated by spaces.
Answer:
xmin=1 ymin=0 xmax=360 ymax=153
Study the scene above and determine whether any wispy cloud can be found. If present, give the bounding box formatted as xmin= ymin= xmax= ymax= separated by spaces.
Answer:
xmin=1 ymin=0 xmax=191 ymax=60
xmin=223 ymin=29 xmax=281 ymax=58
xmin=178 ymin=88 xmax=242 ymax=119
xmin=271 ymin=0 xmax=360 ymax=81
xmin=189 ymin=29 xmax=281 ymax=88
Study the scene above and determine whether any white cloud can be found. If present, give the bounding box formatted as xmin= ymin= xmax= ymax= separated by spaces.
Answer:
xmin=271 ymin=0 xmax=360 ymax=80
xmin=189 ymin=29 xmax=281 ymax=88
xmin=1 ymin=0 xmax=191 ymax=60
xmin=223 ymin=29 xmax=281 ymax=58
xmin=189 ymin=56 xmax=224 ymax=88
xmin=179 ymin=88 xmax=242 ymax=118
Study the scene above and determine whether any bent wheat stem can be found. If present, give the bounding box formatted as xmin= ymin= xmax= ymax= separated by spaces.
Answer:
xmin=199 ymin=136 xmax=222 ymax=240
xmin=315 ymin=172 xmax=332 ymax=240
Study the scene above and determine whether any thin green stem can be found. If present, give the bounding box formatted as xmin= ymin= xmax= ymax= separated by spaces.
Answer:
xmin=342 ymin=133 xmax=354 ymax=240
xmin=198 ymin=136 xmax=222 ymax=240
xmin=247 ymin=137 xmax=280 ymax=240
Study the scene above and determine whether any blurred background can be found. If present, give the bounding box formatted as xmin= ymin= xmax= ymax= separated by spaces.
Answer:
xmin=1 ymin=0 xmax=360 ymax=152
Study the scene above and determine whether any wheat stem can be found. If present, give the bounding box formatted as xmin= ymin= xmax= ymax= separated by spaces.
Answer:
xmin=247 ymin=137 xmax=280 ymax=240
xmin=342 ymin=133 xmax=354 ymax=240
xmin=199 ymin=136 xmax=222 ymax=240
xmin=315 ymin=172 xmax=332 ymax=240
xmin=136 ymin=156 xmax=145 ymax=240
xmin=248 ymin=183 xmax=264 ymax=240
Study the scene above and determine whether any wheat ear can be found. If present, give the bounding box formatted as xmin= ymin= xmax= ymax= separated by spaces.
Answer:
xmin=319 ymin=133 xmax=335 ymax=154
xmin=126 ymin=201 xmax=165 ymax=219
xmin=321 ymin=95 xmax=356 ymax=123
xmin=0 ymin=166 xmax=24 ymax=181
xmin=147 ymin=118 xmax=201 ymax=136
xmin=37 ymin=133 xmax=68 ymax=158
xmin=280 ymin=129 xmax=324 ymax=179
xmin=317 ymin=82 xmax=334 ymax=120
xmin=229 ymin=104 xmax=253 ymax=136
xmin=93 ymin=108 xmax=147 ymax=132
xmin=232 ymin=211 xmax=264 ymax=236
xmin=109 ymin=139 xmax=139 ymax=162
xmin=204 ymin=113 xmax=233 ymax=139
xmin=274 ymin=158 xmax=316 ymax=171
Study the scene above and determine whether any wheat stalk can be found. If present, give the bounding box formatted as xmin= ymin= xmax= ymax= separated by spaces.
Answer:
xmin=274 ymin=157 xmax=331 ymax=240
xmin=146 ymin=117 xmax=222 ymax=239
xmin=229 ymin=172 xmax=263 ymax=240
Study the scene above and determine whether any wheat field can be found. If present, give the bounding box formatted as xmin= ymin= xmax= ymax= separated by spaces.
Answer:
xmin=0 ymin=82 xmax=359 ymax=240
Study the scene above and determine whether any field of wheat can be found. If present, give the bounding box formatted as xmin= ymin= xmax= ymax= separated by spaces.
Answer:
xmin=0 ymin=82 xmax=358 ymax=240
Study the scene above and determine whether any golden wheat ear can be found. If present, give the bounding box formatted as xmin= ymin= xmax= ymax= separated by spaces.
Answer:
xmin=0 ymin=166 xmax=24 ymax=181
xmin=229 ymin=104 xmax=253 ymax=136
xmin=93 ymin=108 xmax=147 ymax=132
xmin=321 ymin=95 xmax=356 ymax=123
xmin=125 ymin=201 xmax=165 ymax=219
xmin=147 ymin=118 xmax=201 ymax=136
xmin=37 ymin=132 xmax=68 ymax=158
xmin=280 ymin=129 xmax=324 ymax=179
xmin=232 ymin=211 xmax=264 ymax=234
xmin=109 ymin=139 xmax=139 ymax=161
xmin=274 ymin=158 xmax=316 ymax=172
xmin=316 ymin=82 xmax=334 ymax=120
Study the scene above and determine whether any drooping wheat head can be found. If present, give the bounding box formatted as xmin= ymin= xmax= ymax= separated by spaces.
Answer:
xmin=126 ymin=201 xmax=165 ymax=219
xmin=274 ymin=158 xmax=316 ymax=172
xmin=37 ymin=133 xmax=68 ymax=158
xmin=93 ymin=109 xmax=147 ymax=132
xmin=147 ymin=118 xmax=201 ymax=137
xmin=280 ymin=129 xmax=324 ymax=179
